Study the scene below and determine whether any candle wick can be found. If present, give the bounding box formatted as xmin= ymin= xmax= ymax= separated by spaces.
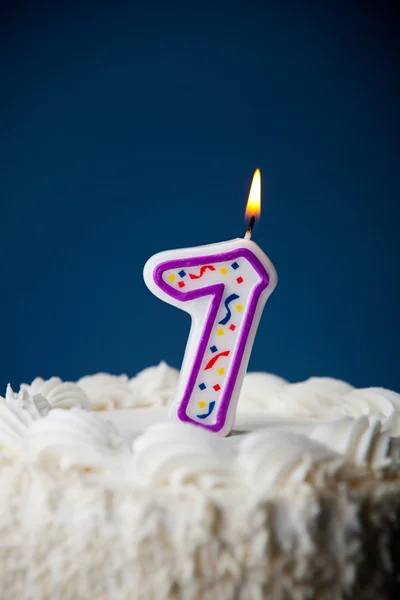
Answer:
xmin=244 ymin=216 xmax=255 ymax=240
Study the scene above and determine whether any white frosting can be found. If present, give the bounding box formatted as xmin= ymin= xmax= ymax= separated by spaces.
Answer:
xmin=237 ymin=429 xmax=338 ymax=491
xmin=77 ymin=362 xmax=179 ymax=410
xmin=310 ymin=416 xmax=391 ymax=469
xmin=239 ymin=372 xmax=400 ymax=434
xmin=17 ymin=366 xmax=400 ymax=440
xmin=78 ymin=373 xmax=133 ymax=410
xmin=24 ymin=409 xmax=127 ymax=474
xmin=1 ymin=369 xmax=396 ymax=476
xmin=129 ymin=422 xmax=236 ymax=489
xmin=0 ymin=386 xmax=49 ymax=456
xmin=129 ymin=361 xmax=179 ymax=408
xmin=3 ymin=365 xmax=398 ymax=470
xmin=21 ymin=376 xmax=90 ymax=410
xmin=0 ymin=366 xmax=399 ymax=599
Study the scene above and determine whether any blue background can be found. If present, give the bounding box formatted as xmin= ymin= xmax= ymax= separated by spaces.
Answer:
xmin=1 ymin=2 xmax=399 ymax=392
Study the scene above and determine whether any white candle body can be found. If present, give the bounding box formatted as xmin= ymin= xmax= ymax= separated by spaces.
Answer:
xmin=144 ymin=238 xmax=277 ymax=436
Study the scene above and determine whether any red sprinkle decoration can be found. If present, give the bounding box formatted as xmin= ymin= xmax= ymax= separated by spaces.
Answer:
xmin=189 ymin=265 xmax=216 ymax=279
xmin=204 ymin=350 xmax=230 ymax=370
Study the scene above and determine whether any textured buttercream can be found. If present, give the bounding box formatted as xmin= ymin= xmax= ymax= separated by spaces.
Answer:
xmin=19 ymin=366 xmax=400 ymax=436
xmin=129 ymin=361 xmax=179 ymax=407
xmin=78 ymin=373 xmax=134 ymax=410
xmin=21 ymin=376 xmax=90 ymax=410
xmin=240 ymin=372 xmax=400 ymax=434
xmin=77 ymin=362 xmax=179 ymax=410
xmin=0 ymin=365 xmax=399 ymax=599
xmin=24 ymin=409 xmax=128 ymax=475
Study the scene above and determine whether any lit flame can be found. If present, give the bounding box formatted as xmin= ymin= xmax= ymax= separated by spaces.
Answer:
xmin=245 ymin=169 xmax=261 ymax=219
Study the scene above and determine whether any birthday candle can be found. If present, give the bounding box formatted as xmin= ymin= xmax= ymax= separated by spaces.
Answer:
xmin=143 ymin=170 xmax=277 ymax=436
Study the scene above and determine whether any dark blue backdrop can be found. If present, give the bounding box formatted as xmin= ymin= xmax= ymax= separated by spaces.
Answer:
xmin=1 ymin=2 xmax=399 ymax=392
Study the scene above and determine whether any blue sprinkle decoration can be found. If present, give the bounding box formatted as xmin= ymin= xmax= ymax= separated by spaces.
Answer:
xmin=198 ymin=382 xmax=206 ymax=391
xmin=197 ymin=401 xmax=216 ymax=419
xmin=218 ymin=293 xmax=240 ymax=325
xmin=178 ymin=269 xmax=186 ymax=278
xmin=210 ymin=345 xmax=218 ymax=353
xmin=231 ymin=262 xmax=239 ymax=270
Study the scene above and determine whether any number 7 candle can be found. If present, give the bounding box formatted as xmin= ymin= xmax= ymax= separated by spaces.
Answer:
xmin=144 ymin=170 xmax=277 ymax=436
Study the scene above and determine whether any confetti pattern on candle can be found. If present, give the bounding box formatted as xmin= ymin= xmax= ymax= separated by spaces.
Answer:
xmin=218 ymin=293 xmax=240 ymax=325
xmin=197 ymin=400 xmax=216 ymax=419
xmin=154 ymin=250 xmax=269 ymax=429
xmin=204 ymin=350 xmax=230 ymax=370
xmin=144 ymin=234 xmax=278 ymax=438
xmin=189 ymin=265 xmax=216 ymax=279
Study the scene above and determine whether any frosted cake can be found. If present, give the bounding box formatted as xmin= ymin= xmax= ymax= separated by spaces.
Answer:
xmin=1 ymin=362 xmax=399 ymax=599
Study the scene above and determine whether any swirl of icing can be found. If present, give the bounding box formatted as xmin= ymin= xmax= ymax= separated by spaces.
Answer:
xmin=342 ymin=388 xmax=400 ymax=434
xmin=309 ymin=416 xmax=391 ymax=469
xmin=239 ymin=374 xmax=354 ymax=419
xmin=239 ymin=373 xmax=287 ymax=411
xmin=0 ymin=386 xmax=50 ymax=455
xmin=128 ymin=362 xmax=179 ymax=408
xmin=239 ymin=374 xmax=400 ymax=433
xmin=78 ymin=363 xmax=179 ymax=410
xmin=21 ymin=377 xmax=90 ymax=410
xmin=24 ymin=409 xmax=127 ymax=474
xmin=237 ymin=429 xmax=337 ymax=490
xmin=129 ymin=422 xmax=234 ymax=488
xmin=78 ymin=373 xmax=133 ymax=410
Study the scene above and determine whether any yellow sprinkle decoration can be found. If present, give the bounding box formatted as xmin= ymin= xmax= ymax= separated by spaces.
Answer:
xmin=168 ymin=274 xmax=176 ymax=282
xmin=217 ymin=328 xmax=224 ymax=336
xmin=236 ymin=304 xmax=243 ymax=312
xmin=198 ymin=401 xmax=206 ymax=408
xmin=220 ymin=267 xmax=228 ymax=275
xmin=217 ymin=368 xmax=225 ymax=375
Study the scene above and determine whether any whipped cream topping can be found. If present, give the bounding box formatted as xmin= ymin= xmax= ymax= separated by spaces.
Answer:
xmin=17 ymin=365 xmax=400 ymax=437
xmin=0 ymin=388 xmax=393 ymax=483
xmin=237 ymin=429 xmax=337 ymax=491
xmin=128 ymin=362 xmax=179 ymax=408
xmin=0 ymin=363 xmax=397 ymax=480
xmin=129 ymin=421 xmax=237 ymax=490
xmin=0 ymin=385 xmax=50 ymax=455
xmin=129 ymin=421 xmax=341 ymax=492
xmin=24 ymin=409 xmax=127 ymax=475
xmin=240 ymin=372 xmax=400 ymax=434
xmin=310 ymin=416 xmax=391 ymax=469
xmin=21 ymin=376 xmax=90 ymax=410
xmin=115 ymin=415 xmax=392 ymax=492
xmin=78 ymin=373 xmax=133 ymax=411
xmin=0 ymin=366 xmax=399 ymax=600
xmin=77 ymin=362 xmax=179 ymax=410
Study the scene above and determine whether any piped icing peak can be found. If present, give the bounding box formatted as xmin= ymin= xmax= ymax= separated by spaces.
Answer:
xmin=77 ymin=362 xmax=179 ymax=410
xmin=239 ymin=372 xmax=400 ymax=433
xmin=21 ymin=377 xmax=90 ymax=410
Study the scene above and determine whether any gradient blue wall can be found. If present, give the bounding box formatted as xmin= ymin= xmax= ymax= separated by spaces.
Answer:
xmin=1 ymin=1 xmax=399 ymax=392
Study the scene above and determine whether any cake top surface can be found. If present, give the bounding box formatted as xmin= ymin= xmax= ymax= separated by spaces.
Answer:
xmin=1 ymin=362 xmax=399 ymax=489
xmin=17 ymin=361 xmax=400 ymax=429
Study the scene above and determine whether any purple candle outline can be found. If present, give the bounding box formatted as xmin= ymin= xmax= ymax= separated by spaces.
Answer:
xmin=153 ymin=247 xmax=270 ymax=433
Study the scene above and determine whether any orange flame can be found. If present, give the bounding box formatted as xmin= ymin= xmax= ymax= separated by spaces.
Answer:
xmin=245 ymin=169 xmax=261 ymax=219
